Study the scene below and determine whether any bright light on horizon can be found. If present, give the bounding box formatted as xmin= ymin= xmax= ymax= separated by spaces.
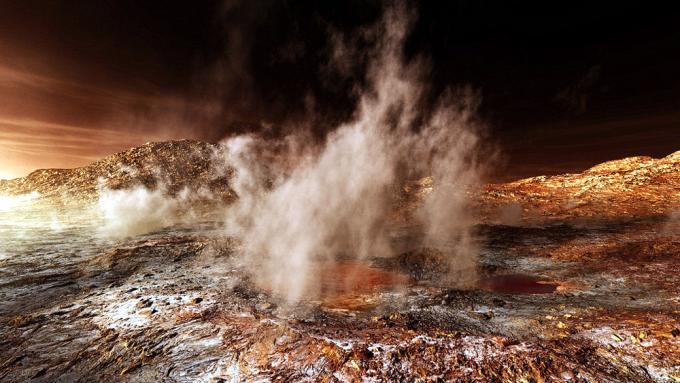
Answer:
xmin=0 ymin=192 xmax=40 ymax=212
xmin=0 ymin=169 xmax=20 ymax=181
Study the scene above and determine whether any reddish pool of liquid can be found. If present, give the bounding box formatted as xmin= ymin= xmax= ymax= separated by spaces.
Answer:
xmin=317 ymin=260 xmax=410 ymax=296
xmin=479 ymin=274 xmax=559 ymax=294
xmin=314 ymin=260 xmax=410 ymax=310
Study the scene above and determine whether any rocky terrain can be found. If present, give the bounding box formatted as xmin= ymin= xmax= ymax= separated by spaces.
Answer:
xmin=1 ymin=142 xmax=678 ymax=382
xmin=480 ymin=151 xmax=680 ymax=222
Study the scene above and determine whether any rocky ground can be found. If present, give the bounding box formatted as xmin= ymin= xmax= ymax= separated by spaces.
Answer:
xmin=1 ymin=142 xmax=678 ymax=382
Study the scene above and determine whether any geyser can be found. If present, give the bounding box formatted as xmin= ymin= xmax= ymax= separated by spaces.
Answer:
xmin=217 ymin=3 xmax=487 ymax=303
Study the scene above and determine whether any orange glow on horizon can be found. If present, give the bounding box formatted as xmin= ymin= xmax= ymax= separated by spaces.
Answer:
xmin=0 ymin=58 xmax=209 ymax=179
xmin=0 ymin=117 xmax=175 ymax=179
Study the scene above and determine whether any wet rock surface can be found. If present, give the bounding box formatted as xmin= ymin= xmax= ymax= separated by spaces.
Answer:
xmin=1 ymin=144 xmax=679 ymax=382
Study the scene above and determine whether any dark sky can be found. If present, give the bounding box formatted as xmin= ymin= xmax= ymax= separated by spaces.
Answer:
xmin=0 ymin=0 xmax=679 ymax=180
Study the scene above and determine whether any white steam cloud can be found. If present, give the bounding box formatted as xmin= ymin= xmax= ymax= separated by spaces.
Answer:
xmin=97 ymin=186 xmax=180 ymax=239
xmin=96 ymin=184 xmax=215 ymax=239
xmin=216 ymin=4 xmax=486 ymax=303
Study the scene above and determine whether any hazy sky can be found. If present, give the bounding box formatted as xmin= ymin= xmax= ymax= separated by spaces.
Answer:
xmin=0 ymin=1 xmax=679 ymax=180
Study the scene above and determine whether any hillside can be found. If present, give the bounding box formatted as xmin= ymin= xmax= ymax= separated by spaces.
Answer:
xmin=479 ymin=150 xmax=680 ymax=222
xmin=0 ymin=140 xmax=232 ymax=205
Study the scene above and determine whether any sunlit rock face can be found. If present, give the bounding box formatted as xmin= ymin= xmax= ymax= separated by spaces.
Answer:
xmin=1 ymin=142 xmax=678 ymax=382
xmin=479 ymin=150 xmax=680 ymax=222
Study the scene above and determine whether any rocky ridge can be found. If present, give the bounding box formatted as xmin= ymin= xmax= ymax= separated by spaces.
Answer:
xmin=2 ymin=141 xmax=678 ymax=223
xmin=0 ymin=140 xmax=232 ymax=205
xmin=480 ymin=150 xmax=680 ymax=222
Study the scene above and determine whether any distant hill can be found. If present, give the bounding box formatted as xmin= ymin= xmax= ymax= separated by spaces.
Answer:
xmin=479 ymin=150 xmax=680 ymax=221
xmin=0 ymin=140 xmax=232 ymax=205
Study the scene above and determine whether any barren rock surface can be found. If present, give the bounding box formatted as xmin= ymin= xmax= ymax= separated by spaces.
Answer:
xmin=1 ymin=143 xmax=678 ymax=382
xmin=480 ymin=151 xmax=680 ymax=222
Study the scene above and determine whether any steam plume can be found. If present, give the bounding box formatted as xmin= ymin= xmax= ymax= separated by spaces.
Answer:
xmin=97 ymin=186 xmax=179 ymax=239
xmin=217 ymin=3 xmax=486 ymax=302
